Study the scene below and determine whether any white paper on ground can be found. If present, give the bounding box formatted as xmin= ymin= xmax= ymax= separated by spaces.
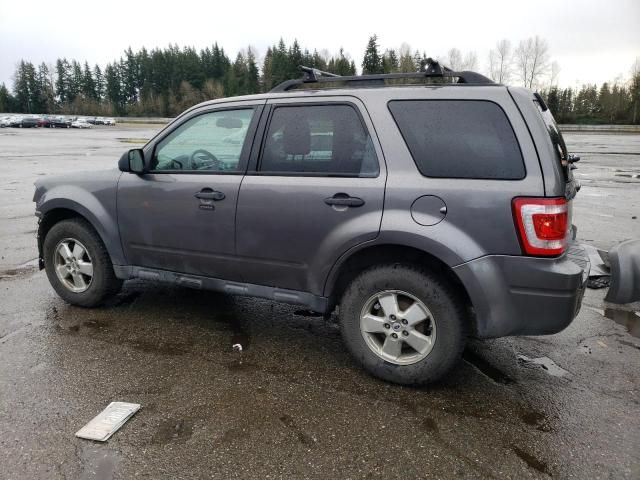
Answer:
xmin=75 ymin=402 xmax=141 ymax=442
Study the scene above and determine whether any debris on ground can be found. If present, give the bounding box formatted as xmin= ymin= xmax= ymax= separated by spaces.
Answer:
xmin=583 ymin=244 xmax=611 ymax=289
xmin=75 ymin=402 xmax=141 ymax=442
xmin=517 ymin=355 xmax=569 ymax=377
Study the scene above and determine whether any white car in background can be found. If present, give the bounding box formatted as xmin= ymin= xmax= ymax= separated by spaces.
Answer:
xmin=0 ymin=116 xmax=11 ymax=127
xmin=104 ymin=117 xmax=116 ymax=126
xmin=71 ymin=119 xmax=92 ymax=129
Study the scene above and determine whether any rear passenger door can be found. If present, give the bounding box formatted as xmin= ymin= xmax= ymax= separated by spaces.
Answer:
xmin=235 ymin=98 xmax=386 ymax=295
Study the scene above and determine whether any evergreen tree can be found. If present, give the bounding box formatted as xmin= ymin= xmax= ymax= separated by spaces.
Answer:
xmin=55 ymin=59 xmax=70 ymax=105
xmin=104 ymin=63 xmax=123 ymax=114
xmin=82 ymin=61 xmax=96 ymax=100
xmin=398 ymin=50 xmax=417 ymax=73
xmin=36 ymin=63 xmax=55 ymax=113
xmin=122 ymin=47 xmax=138 ymax=104
xmin=13 ymin=60 xmax=37 ymax=113
xmin=546 ymin=86 xmax=560 ymax=118
xmin=246 ymin=47 xmax=260 ymax=94
xmin=94 ymin=65 xmax=105 ymax=100
xmin=362 ymin=35 xmax=383 ymax=74
xmin=289 ymin=40 xmax=303 ymax=79
xmin=0 ymin=83 xmax=15 ymax=112
xmin=382 ymin=49 xmax=399 ymax=73
xmin=262 ymin=47 xmax=274 ymax=91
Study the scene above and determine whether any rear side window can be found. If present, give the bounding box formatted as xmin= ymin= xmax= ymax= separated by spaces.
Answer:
xmin=388 ymin=100 xmax=525 ymax=180
xmin=259 ymin=104 xmax=379 ymax=177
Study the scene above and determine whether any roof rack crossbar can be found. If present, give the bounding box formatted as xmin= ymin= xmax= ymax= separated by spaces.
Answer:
xmin=300 ymin=66 xmax=340 ymax=81
xmin=269 ymin=59 xmax=494 ymax=92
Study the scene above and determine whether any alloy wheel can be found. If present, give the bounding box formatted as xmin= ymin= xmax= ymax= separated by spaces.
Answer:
xmin=359 ymin=290 xmax=436 ymax=365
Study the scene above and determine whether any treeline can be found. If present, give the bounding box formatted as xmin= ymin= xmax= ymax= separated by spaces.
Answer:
xmin=0 ymin=40 xmax=356 ymax=117
xmin=1 ymin=36 xmax=638 ymax=124
xmin=541 ymin=81 xmax=640 ymax=124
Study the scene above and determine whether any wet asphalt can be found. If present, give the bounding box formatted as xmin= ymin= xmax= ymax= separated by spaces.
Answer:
xmin=0 ymin=126 xmax=639 ymax=479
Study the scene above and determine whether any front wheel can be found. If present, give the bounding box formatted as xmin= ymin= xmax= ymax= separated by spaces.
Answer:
xmin=43 ymin=218 xmax=122 ymax=307
xmin=339 ymin=264 xmax=468 ymax=385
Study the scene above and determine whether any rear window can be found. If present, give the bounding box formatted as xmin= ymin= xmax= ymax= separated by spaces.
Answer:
xmin=388 ymin=100 xmax=525 ymax=180
xmin=534 ymin=100 xmax=569 ymax=181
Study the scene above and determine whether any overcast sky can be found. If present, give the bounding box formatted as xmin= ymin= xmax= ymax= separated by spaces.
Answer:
xmin=0 ymin=0 xmax=638 ymax=88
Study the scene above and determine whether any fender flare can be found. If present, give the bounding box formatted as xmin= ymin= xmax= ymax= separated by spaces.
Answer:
xmin=37 ymin=192 xmax=126 ymax=266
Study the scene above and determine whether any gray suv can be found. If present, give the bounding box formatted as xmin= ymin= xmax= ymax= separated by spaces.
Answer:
xmin=33 ymin=63 xmax=591 ymax=385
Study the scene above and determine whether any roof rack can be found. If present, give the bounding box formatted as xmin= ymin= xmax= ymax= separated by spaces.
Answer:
xmin=270 ymin=59 xmax=494 ymax=93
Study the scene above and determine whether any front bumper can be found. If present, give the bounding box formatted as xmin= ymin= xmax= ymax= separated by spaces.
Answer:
xmin=453 ymin=243 xmax=590 ymax=338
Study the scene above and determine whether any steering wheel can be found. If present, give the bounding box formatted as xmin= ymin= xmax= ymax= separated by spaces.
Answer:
xmin=190 ymin=149 xmax=224 ymax=170
xmin=168 ymin=158 xmax=184 ymax=170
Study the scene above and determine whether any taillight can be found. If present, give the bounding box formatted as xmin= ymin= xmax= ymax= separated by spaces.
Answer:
xmin=512 ymin=197 xmax=570 ymax=256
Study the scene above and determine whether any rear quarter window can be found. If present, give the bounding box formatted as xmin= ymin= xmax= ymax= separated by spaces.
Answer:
xmin=388 ymin=100 xmax=525 ymax=180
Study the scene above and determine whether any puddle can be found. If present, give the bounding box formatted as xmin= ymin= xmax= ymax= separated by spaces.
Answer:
xmin=79 ymin=445 xmax=120 ymax=480
xmin=604 ymin=308 xmax=640 ymax=338
xmin=511 ymin=445 xmax=550 ymax=475
xmin=462 ymin=349 xmax=515 ymax=384
xmin=151 ymin=418 xmax=194 ymax=444
xmin=517 ymin=355 xmax=568 ymax=377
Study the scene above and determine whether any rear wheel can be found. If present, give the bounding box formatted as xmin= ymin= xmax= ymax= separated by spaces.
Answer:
xmin=43 ymin=219 xmax=122 ymax=307
xmin=339 ymin=264 xmax=467 ymax=385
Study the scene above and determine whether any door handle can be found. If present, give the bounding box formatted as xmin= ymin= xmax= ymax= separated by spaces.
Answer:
xmin=324 ymin=193 xmax=365 ymax=208
xmin=195 ymin=189 xmax=225 ymax=201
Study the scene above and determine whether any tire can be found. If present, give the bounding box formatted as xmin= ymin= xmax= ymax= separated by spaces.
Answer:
xmin=43 ymin=218 xmax=122 ymax=307
xmin=339 ymin=264 xmax=467 ymax=386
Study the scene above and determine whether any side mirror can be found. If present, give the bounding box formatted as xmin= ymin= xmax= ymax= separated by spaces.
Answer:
xmin=118 ymin=148 xmax=146 ymax=174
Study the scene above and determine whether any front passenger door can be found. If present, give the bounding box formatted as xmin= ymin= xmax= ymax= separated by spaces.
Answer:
xmin=118 ymin=103 xmax=263 ymax=279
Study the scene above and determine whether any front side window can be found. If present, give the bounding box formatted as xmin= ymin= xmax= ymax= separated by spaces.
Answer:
xmin=259 ymin=104 xmax=379 ymax=176
xmin=151 ymin=108 xmax=255 ymax=172
xmin=388 ymin=100 xmax=525 ymax=180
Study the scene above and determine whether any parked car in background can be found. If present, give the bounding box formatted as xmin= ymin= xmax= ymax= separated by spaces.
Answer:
xmin=50 ymin=117 xmax=72 ymax=128
xmin=19 ymin=116 xmax=39 ymax=128
xmin=71 ymin=119 xmax=92 ymax=129
xmin=37 ymin=117 xmax=52 ymax=128
xmin=85 ymin=117 xmax=97 ymax=125
xmin=0 ymin=116 xmax=11 ymax=127
xmin=9 ymin=116 xmax=23 ymax=127
xmin=104 ymin=117 xmax=116 ymax=126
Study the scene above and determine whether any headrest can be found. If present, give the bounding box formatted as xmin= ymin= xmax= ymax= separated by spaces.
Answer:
xmin=283 ymin=120 xmax=311 ymax=156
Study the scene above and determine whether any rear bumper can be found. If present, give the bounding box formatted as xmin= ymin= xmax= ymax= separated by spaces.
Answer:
xmin=453 ymin=243 xmax=590 ymax=338
xmin=605 ymin=239 xmax=640 ymax=304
